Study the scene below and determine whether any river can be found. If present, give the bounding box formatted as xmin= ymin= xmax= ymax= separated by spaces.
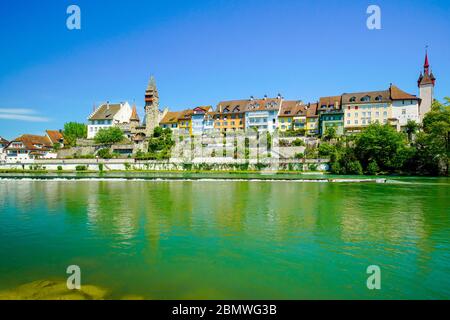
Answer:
xmin=0 ymin=174 xmax=449 ymax=299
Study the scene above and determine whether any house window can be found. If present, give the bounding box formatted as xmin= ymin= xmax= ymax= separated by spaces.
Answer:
xmin=347 ymin=113 xmax=351 ymax=117
xmin=361 ymin=96 xmax=371 ymax=102
xmin=347 ymin=120 xmax=350 ymax=124
xmin=355 ymin=106 xmax=359 ymax=110
xmin=402 ymin=109 xmax=406 ymax=115
xmin=349 ymin=97 xmax=356 ymax=102
xmin=355 ymin=120 xmax=358 ymax=124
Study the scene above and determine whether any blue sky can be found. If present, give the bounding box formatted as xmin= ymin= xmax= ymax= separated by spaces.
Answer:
xmin=0 ymin=0 xmax=449 ymax=140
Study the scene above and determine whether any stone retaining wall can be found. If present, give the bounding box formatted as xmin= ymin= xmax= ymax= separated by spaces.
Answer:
xmin=0 ymin=158 xmax=329 ymax=172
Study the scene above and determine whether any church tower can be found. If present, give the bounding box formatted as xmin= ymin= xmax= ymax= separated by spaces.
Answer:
xmin=418 ymin=50 xmax=436 ymax=121
xmin=145 ymin=76 xmax=160 ymax=137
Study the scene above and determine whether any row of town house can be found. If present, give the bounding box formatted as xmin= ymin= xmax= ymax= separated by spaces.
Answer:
xmin=86 ymin=52 xmax=435 ymax=140
xmin=0 ymin=52 xmax=437 ymax=161
xmin=158 ymin=83 xmax=422 ymax=136
xmin=0 ymin=131 xmax=64 ymax=162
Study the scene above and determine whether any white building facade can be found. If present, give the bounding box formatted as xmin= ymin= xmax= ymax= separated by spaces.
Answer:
xmin=5 ymin=135 xmax=57 ymax=163
xmin=87 ymin=102 xmax=132 ymax=139
xmin=245 ymin=97 xmax=281 ymax=133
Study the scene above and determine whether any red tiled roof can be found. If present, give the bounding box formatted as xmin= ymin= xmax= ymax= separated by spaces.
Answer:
xmin=279 ymin=100 xmax=305 ymax=117
xmin=217 ymin=97 xmax=282 ymax=114
xmin=306 ymin=103 xmax=319 ymax=118
xmin=160 ymin=111 xmax=181 ymax=124
xmin=178 ymin=109 xmax=194 ymax=120
xmin=389 ymin=84 xmax=419 ymax=100
xmin=46 ymin=130 xmax=64 ymax=145
xmin=7 ymin=134 xmax=52 ymax=151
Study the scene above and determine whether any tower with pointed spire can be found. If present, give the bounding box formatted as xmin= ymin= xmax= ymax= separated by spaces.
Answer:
xmin=418 ymin=50 xmax=436 ymax=120
xmin=129 ymin=102 xmax=140 ymax=131
xmin=144 ymin=76 xmax=160 ymax=136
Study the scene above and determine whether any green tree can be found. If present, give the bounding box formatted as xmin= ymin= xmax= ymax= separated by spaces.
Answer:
xmin=405 ymin=120 xmax=420 ymax=143
xmin=153 ymin=126 xmax=163 ymax=138
xmin=318 ymin=143 xmax=336 ymax=157
xmin=411 ymin=99 xmax=450 ymax=175
xmin=346 ymin=160 xmax=363 ymax=175
xmin=366 ymin=160 xmax=380 ymax=175
xmin=97 ymin=148 xmax=112 ymax=159
xmin=354 ymin=123 xmax=410 ymax=173
xmin=63 ymin=122 xmax=87 ymax=146
xmin=292 ymin=138 xmax=305 ymax=147
xmin=144 ymin=126 xmax=174 ymax=160
xmin=323 ymin=126 xmax=337 ymax=141
xmin=94 ymin=127 xmax=124 ymax=144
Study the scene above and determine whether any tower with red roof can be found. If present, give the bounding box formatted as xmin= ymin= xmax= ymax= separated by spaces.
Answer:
xmin=418 ymin=50 xmax=436 ymax=120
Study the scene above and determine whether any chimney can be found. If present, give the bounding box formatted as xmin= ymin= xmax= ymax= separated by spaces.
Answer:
xmin=277 ymin=93 xmax=282 ymax=100
xmin=264 ymin=95 xmax=268 ymax=100
xmin=106 ymin=101 xmax=110 ymax=111
xmin=250 ymin=96 xmax=254 ymax=101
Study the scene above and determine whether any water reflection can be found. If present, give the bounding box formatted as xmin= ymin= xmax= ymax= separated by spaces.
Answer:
xmin=0 ymin=178 xmax=449 ymax=299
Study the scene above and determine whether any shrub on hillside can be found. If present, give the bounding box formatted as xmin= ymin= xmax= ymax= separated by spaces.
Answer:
xmin=94 ymin=127 xmax=124 ymax=144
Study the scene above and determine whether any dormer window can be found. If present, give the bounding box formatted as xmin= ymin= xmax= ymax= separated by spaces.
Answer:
xmin=349 ymin=97 xmax=356 ymax=102
xmin=375 ymin=95 xmax=383 ymax=101
xmin=361 ymin=96 xmax=371 ymax=102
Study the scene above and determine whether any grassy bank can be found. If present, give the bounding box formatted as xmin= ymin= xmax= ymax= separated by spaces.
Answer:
xmin=0 ymin=168 xmax=325 ymax=175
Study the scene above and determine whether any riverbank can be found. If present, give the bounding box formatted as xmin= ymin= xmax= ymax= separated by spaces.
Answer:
xmin=0 ymin=158 xmax=330 ymax=172
xmin=0 ymin=170 xmax=398 ymax=183
xmin=2 ymin=169 xmax=448 ymax=185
